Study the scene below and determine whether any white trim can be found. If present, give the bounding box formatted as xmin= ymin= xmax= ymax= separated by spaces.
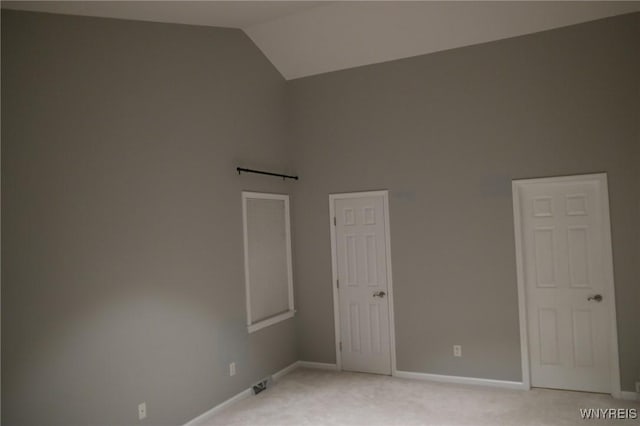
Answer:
xmin=617 ymin=391 xmax=639 ymax=401
xmin=511 ymin=180 xmax=531 ymax=390
xmin=394 ymin=370 xmax=528 ymax=390
xmin=329 ymin=190 xmax=390 ymax=200
xmin=182 ymin=388 xmax=253 ymax=426
xmin=383 ymin=195 xmax=398 ymax=376
xmin=511 ymin=173 xmax=621 ymax=397
xmin=297 ymin=361 xmax=339 ymax=370
xmin=183 ymin=361 xmax=301 ymax=426
xmin=329 ymin=190 xmax=396 ymax=375
xmin=247 ymin=311 xmax=295 ymax=334
xmin=598 ymin=174 xmax=622 ymax=398
xmin=242 ymin=191 xmax=295 ymax=334
xmin=272 ymin=361 xmax=300 ymax=381
xmin=329 ymin=196 xmax=342 ymax=371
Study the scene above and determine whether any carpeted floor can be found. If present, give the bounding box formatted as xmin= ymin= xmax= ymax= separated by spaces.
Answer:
xmin=197 ymin=368 xmax=639 ymax=426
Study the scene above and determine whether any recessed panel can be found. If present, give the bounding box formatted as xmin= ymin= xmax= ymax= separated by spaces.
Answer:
xmin=364 ymin=234 xmax=378 ymax=286
xmin=566 ymin=194 xmax=588 ymax=216
xmin=244 ymin=195 xmax=292 ymax=326
xmin=345 ymin=235 xmax=357 ymax=285
xmin=568 ymin=226 xmax=589 ymax=288
xmin=344 ymin=208 xmax=355 ymax=225
xmin=349 ymin=303 xmax=361 ymax=353
xmin=533 ymin=197 xmax=553 ymax=217
xmin=534 ymin=227 xmax=556 ymax=287
xmin=369 ymin=304 xmax=381 ymax=354
xmin=572 ymin=309 xmax=594 ymax=367
xmin=363 ymin=206 xmax=376 ymax=225
xmin=538 ymin=308 xmax=560 ymax=365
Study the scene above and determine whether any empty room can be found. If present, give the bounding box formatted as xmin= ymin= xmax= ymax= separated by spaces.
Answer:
xmin=1 ymin=1 xmax=639 ymax=425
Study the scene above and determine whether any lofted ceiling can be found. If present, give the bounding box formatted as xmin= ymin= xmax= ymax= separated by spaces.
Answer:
xmin=3 ymin=1 xmax=640 ymax=80
xmin=0 ymin=1 xmax=326 ymax=28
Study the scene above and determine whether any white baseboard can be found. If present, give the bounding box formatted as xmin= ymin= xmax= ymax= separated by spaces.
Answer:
xmin=183 ymin=361 xmax=301 ymax=425
xmin=183 ymin=387 xmax=252 ymax=426
xmin=617 ymin=391 xmax=639 ymax=401
xmin=297 ymin=361 xmax=339 ymax=370
xmin=184 ymin=363 xmax=533 ymax=425
xmin=272 ymin=361 xmax=300 ymax=381
xmin=394 ymin=370 xmax=528 ymax=390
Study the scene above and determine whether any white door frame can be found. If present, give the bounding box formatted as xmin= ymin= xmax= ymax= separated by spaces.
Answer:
xmin=512 ymin=173 xmax=621 ymax=397
xmin=329 ymin=190 xmax=397 ymax=374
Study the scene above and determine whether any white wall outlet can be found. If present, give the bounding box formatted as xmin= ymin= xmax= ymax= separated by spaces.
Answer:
xmin=453 ymin=345 xmax=462 ymax=357
xmin=138 ymin=402 xmax=146 ymax=420
xmin=229 ymin=362 xmax=236 ymax=377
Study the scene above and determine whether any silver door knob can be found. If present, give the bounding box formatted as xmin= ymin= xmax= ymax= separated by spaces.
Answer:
xmin=373 ymin=291 xmax=386 ymax=298
xmin=587 ymin=294 xmax=603 ymax=302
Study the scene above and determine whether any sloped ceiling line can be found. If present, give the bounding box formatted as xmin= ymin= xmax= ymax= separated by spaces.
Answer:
xmin=3 ymin=1 xmax=640 ymax=80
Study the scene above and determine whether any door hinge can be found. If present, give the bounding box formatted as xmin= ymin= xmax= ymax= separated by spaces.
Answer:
xmin=339 ymin=341 xmax=342 ymax=351
xmin=333 ymin=217 xmax=336 ymax=226
xmin=336 ymin=279 xmax=339 ymax=289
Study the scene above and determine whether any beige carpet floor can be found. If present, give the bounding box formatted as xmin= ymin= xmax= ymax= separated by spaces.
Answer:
xmin=198 ymin=368 xmax=639 ymax=426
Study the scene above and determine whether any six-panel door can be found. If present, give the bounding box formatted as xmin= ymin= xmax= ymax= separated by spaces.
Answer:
xmin=519 ymin=179 xmax=611 ymax=392
xmin=335 ymin=195 xmax=392 ymax=375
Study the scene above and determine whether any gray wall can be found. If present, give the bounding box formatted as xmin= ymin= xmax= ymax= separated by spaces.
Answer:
xmin=2 ymin=9 xmax=639 ymax=426
xmin=2 ymin=10 xmax=296 ymax=426
xmin=287 ymin=13 xmax=640 ymax=391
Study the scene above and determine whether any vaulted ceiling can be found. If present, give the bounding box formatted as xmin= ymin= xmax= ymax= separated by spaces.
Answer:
xmin=3 ymin=1 xmax=640 ymax=80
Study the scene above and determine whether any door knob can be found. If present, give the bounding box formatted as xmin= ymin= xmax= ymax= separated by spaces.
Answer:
xmin=587 ymin=294 xmax=603 ymax=302
xmin=373 ymin=291 xmax=386 ymax=298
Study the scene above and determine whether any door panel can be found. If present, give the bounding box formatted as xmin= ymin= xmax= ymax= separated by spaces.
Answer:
xmin=518 ymin=178 xmax=612 ymax=392
xmin=335 ymin=195 xmax=391 ymax=374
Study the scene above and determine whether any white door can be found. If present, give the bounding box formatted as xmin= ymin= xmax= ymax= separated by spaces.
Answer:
xmin=514 ymin=174 xmax=617 ymax=393
xmin=332 ymin=193 xmax=393 ymax=375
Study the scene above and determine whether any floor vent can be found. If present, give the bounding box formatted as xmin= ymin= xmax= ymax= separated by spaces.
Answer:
xmin=252 ymin=377 xmax=271 ymax=395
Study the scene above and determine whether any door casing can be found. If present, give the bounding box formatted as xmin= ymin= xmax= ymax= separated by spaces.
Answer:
xmin=512 ymin=173 xmax=621 ymax=397
xmin=329 ymin=190 xmax=397 ymax=374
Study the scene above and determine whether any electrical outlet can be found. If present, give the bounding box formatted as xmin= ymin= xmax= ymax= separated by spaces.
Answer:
xmin=453 ymin=345 xmax=462 ymax=357
xmin=138 ymin=402 xmax=146 ymax=420
xmin=229 ymin=362 xmax=236 ymax=377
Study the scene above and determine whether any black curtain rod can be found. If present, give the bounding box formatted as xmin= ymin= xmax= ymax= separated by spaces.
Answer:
xmin=236 ymin=167 xmax=299 ymax=181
